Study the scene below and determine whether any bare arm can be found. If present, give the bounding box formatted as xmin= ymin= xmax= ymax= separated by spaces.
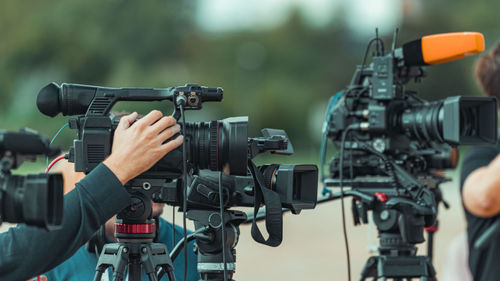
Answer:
xmin=463 ymin=153 xmax=500 ymax=217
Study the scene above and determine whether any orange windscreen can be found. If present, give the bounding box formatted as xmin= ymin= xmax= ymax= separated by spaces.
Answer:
xmin=421 ymin=32 xmax=484 ymax=65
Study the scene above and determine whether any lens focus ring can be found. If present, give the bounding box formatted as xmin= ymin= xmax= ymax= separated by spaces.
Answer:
xmin=209 ymin=121 xmax=218 ymax=171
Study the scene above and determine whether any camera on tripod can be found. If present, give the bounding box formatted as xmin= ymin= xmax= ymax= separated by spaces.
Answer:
xmin=0 ymin=128 xmax=63 ymax=231
xmin=37 ymin=82 xmax=318 ymax=281
xmin=36 ymin=82 xmax=318 ymax=216
xmin=322 ymin=31 xmax=497 ymax=280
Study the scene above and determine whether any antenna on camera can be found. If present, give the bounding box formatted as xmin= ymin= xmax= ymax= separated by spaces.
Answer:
xmin=375 ymin=28 xmax=381 ymax=55
xmin=392 ymin=28 xmax=399 ymax=51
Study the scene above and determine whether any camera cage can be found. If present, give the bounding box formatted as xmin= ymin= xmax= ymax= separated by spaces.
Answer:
xmin=37 ymin=81 xmax=319 ymax=281
xmin=321 ymin=30 xmax=497 ymax=280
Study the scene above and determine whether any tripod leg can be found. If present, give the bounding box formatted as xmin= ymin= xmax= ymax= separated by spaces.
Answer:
xmin=147 ymin=272 xmax=157 ymax=281
xmin=140 ymin=246 xmax=159 ymax=281
xmin=146 ymin=243 xmax=176 ymax=281
xmin=112 ymin=248 xmax=128 ymax=281
xmin=162 ymin=265 xmax=176 ymax=281
xmin=93 ymin=265 xmax=108 ymax=281
xmin=129 ymin=263 xmax=143 ymax=281
xmin=359 ymin=257 xmax=377 ymax=281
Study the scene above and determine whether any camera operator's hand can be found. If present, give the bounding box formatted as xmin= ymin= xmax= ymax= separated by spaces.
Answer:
xmin=103 ymin=110 xmax=183 ymax=184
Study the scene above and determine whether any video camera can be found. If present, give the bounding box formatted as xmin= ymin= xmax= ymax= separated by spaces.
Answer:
xmin=37 ymin=82 xmax=318 ymax=280
xmin=0 ymin=128 xmax=63 ymax=230
xmin=327 ymin=32 xmax=496 ymax=175
xmin=36 ymin=82 xmax=318 ymax=240
xmin=322 ymin=31 xmax=497 ymax=280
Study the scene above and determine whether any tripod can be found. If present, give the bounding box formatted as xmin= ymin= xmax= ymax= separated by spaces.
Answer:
xmin=324 ymin=177 xmax=440 ymax=281
xmin=359 ymin=216 xmax=436 ymax=281
xmin=93 ymin=192 xmax=176 ymax=281
xmin=186 ymin=209 xmax=247 ymax=281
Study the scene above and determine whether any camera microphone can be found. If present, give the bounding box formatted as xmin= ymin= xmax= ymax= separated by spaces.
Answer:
xmin=401 ymin=32 xmax=484 ymax=66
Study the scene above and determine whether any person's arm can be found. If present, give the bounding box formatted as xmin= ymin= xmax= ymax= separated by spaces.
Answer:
xmin=0 ymin=163 xmax=129 ymax=280
xmin=0 ymin=110 xmax=182 ymax=281
xmin=462 ymin=147 xmax=500 ymax=217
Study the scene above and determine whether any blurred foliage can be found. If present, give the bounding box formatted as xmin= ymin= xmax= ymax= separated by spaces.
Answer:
xmin=1 ymin=0 xmax=500 ymax=163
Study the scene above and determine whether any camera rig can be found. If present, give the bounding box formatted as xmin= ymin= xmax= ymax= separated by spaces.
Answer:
xmin=322 ymin=31 xmax=497 ymax=280
xmin=37 ymin=82 xmax=318 ymax=281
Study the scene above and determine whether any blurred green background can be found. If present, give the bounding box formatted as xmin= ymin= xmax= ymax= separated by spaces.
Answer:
xmin=2 ymin=1 xmax=500 ymax=280
xmin=1 ymin=0 xmax=499 ymax=166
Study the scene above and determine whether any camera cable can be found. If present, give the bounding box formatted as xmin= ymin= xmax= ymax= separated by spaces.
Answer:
xmin=45 ymin=155 xmax=66 ymax=173
xmin=360 ymin=35 xmax=385 ymax=70
xmin=338 ymin=124 xmax=359 ymax=281
xmin=179 ymin=104 xmax=189 ymax=281
xmin=172 ymin=206 xmax=176 ymax=249
xmin=219 ymin=171 xmax=228 ymax=281
xmin=157 ymin=226 xmax=210 ymax=279
xmin=45 ymin=122 xmax=69 ymax=170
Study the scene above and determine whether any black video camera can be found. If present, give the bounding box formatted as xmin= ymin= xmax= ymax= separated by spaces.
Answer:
xmin=37 ymin=82 xmax=318 ymax=245
xmin=326 ymin=32 xmax=497 ymax=177
xmin=0 ymin=129 xmax=63 ymax=230
xmin=323 ymin=31 xmax=497 ymax=245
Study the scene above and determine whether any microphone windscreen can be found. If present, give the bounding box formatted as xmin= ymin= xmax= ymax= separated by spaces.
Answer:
xmin=403 ymin=32 xmax=485 ymax=66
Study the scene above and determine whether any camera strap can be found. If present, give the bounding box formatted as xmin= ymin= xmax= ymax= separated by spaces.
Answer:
xmin=248 ymin=160 xmax=283 ymax=247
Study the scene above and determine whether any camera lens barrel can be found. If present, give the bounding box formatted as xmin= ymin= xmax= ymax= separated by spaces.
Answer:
xmin=400 ymin=96 xmax=497 ymax=145
xmin=0 ymin=173 xmax=63 ymax=231
xmin=258 ymin=164 xmax=318 ymax=212
xmin=400 ymin=102 xmax=444 ymax=143
xmin=183 ymin=117 xmax=248 ymax=176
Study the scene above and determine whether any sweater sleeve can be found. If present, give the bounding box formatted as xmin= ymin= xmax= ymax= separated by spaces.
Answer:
xmin=0 ymin=163 xmax=131 ymax=281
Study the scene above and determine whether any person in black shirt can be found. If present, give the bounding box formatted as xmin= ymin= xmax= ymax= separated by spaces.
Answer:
xmin=0 ymin=110 xmax=183 ymax=281
xmin=461 ymin=42 xmax=500 ymax=281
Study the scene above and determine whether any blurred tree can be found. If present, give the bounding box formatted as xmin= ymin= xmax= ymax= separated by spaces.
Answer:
xmin=0 ymin=0 xmax=499 ymax=156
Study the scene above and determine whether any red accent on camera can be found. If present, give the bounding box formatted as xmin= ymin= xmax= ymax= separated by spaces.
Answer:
xmin=425 ymin=225 xmax=438 ymax=232
xmin=375 ymin=192 xmax=388 ymax=202
xmin=115 ymin=223 xmax=156 ymax=234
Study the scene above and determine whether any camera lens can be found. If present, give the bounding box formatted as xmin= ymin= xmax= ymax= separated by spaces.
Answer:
xmin=184 ymin=117 xmax=248 ymax=175
xmin=459 ymin=107 xmax=478 ymax=137
xmin=152 ymin=117 xmax=248 ymax=176
xmin=0 ymin=173 xmax=63 ymax=231
xmin=400 ymin=102 xmax=444 ymax=143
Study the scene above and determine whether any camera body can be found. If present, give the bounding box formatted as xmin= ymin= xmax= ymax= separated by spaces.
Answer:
xmin=37 ymin=82 xmax=319 ymax=245
xmin=324 ymin=32 xmax=497 ymax=245
xmin=328 ymin=40 xmax=497 ymax=178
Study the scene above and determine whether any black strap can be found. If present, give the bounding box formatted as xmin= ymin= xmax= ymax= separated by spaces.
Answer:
xmin=248 ymin=160 xmax=283 ymax=247
xmin=86 ymin=226 xmax=106 ymax=255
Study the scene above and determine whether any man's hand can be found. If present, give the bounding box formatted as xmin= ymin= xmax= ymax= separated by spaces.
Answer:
xmin=103 ymin=110 xmax=183 ymax=185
